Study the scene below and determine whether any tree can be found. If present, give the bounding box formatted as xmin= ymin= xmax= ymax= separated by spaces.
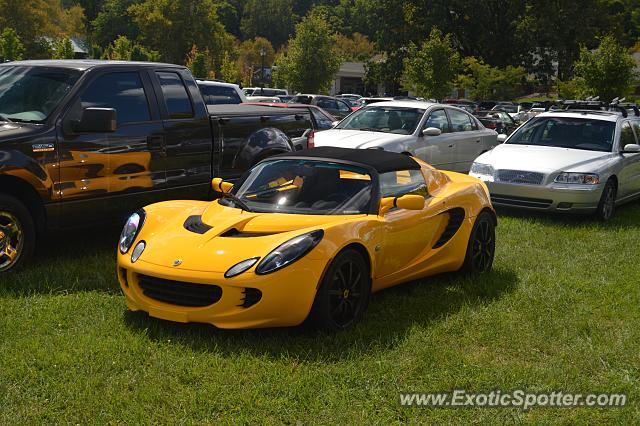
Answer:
xmin=0 ymin=27 xmax=25 ymax=61
xmin=273 ymin=14 xmax=342 ymax=93
xmin=186 ymin=45 xmax=210 ymax=79
xmin=335 ymin=33 xmax=374 ymax=61
xmin=237 ymin=37 xmax=275 ymax=85
xmin=102 ymin=35 xmax=158 ymax=61
xmin=571 ymin=35 xmax=638 ymax=102
xmin=401 ymin=28 xmax=461 ymax=100
xmin=240 ymin=0 xmax=297 ymax=49
xmin=457 ymin=57 xmax=527 ymax=100
xmin=91 ymin=0 xmax=140 ymax=48
xmin=51 ymin=37 xmax=75 ymax=59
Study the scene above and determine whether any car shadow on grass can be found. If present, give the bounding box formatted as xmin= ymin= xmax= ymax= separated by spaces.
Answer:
xmin=122 ymin=268 xmax=518 ymax=362
xmin=495 ymin=202 xmax=640 ymax=229
xmin=0 ymin=226 xmax=121 ymax=296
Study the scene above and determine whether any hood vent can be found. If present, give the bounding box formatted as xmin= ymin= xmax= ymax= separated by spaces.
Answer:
xmin=433 ymin=208 xmax=465 ymax=249
xmin=220 ymin=228 xmax=277 ymax=238
xmin=184 ymin=215 xmax=212 ymax=234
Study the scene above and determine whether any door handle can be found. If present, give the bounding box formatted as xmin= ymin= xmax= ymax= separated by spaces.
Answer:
xmin=448 ymin=144 xmax=454 ymax=148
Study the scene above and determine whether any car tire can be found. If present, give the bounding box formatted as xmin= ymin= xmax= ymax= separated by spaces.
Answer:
xmin=461 ymin=211 xmax=495 ymax=274
xmin=308 ymin=249 xmax=371 ymax=331
xmin=595 ymin=179 xmax=616 ymax=221
xmin=0 ymin=194 xmax=36 ymax=273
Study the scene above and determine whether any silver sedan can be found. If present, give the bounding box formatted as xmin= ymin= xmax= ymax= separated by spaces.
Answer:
xmin=470 ymin=110 xmax=640 ymax=220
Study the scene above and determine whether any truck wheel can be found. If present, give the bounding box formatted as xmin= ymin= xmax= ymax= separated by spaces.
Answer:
xmin=0 ymin=194 xmax=35 ymax=272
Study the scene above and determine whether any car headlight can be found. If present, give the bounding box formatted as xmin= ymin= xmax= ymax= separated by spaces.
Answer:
xmin=119 ymin=210 xmax=145 ymax=254
xmin=470 ymin=162 xmax=494 ymax=176
xmin=225 ymin=257 xmax=260 ymax=278
xmin=255 ymin=230 xmax=324 ymax=275
xmin=554 ymin=172 xmax=600 ymax=185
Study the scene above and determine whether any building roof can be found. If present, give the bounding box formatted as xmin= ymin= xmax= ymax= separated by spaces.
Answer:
xmin=273 ymin=146 xmax=420 ymax=174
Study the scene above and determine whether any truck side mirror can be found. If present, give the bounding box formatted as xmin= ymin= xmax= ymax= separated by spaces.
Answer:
xmin=73 ymin=108 xmax=117 ymax=133
xmin=212 ymin=177 xmax=233 ymax=193
xmin=621 ymin=143 xmax=640 ymax=153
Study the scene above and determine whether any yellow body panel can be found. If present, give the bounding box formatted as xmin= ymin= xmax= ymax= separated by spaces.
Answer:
xmin=117 ymin=159 xmax=494 ymax=329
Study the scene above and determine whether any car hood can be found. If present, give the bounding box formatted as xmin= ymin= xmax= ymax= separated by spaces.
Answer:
xmin=136 ymin=201 xmax=363 ymax=272
xmin=314 ymin=129 xmax=412 ymax=149
xmin=477 ymin=144 xmax=615 ymax=173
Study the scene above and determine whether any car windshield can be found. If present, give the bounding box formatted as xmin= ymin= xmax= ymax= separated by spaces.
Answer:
xmin=0 ymin=66 xmax=81 ymax=122
xmin=336 ymin=106 xmax=425 ymax=134
xmin=220 ymin=159 xmax=373 ymax=215
xmin=507 ymin=117 xmax=616 ymax=152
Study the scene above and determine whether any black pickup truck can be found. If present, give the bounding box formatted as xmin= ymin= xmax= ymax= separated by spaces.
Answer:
xmin=0 ymin=60 xmax=314 ymax=272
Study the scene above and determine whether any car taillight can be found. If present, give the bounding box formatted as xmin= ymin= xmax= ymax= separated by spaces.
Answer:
xmin=307 ymin=129 xmax=315 ymax=149
xmin=485 ymin=122 xmax=497 ymax=129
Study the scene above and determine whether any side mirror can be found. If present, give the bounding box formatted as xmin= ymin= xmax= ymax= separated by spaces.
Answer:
xmin=379 ymin=194 xmax=425 ymax=215
xmin=421 ymin=127 xmax=442 ymax=137
xmin=73 ymin=108 xmax=117 ymax=132
xmin=621 ymin=144 xmax=640 ymax=153
xmin=212 ymin=177 xmax=233 ymax=193
xmin=497 ymin=134 xmax=508 ymax=143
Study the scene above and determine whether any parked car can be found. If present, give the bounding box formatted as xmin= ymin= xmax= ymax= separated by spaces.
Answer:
xmin=289 ymin=94 xmax=353 ymax=119
xmin=314 ymin=101 xmax=498 ymax=173
xmin=0 ymin=60 xmax=314 ymax=272
xmin=477 ymin=100 xmax=499 ymax=110
xmin=491 ymin=104 xmax=526 ymax=122
xmin=358 ymin=97 xmax=394 ymax=107
xmin=276 ymin=95 xmax=294 ymax=103
xmin=116 ymin=147 xmax=496 ymax=330
xmin=244 ymin=102 xmax=338 ymax=132
xmin=470 ymin=107 xmax=640 ymax=220
xmin=243 ymin=87 xmax=289 ymax=97
xmin=245 ymin=95 xmax=281 ymax=103
xmin=475 ymin=110 xmax=519 ymax=135
xmin=197 ymin=80 xmax=247 ymax=105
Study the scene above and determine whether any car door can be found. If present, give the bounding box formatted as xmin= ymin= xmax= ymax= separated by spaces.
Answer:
xmin=446 ymin=107 xmax=485 ymax=173
xmin=373 ymin=169 xmax=447 ymax=284
xmin=412 ymin=108 xmax=457 ymax=171
xmin=618 ymin=120 xmax=640 ymax=199
xmin=152 ymin=70 xmax=212 ymax=199
xmin=56 ymin=69 xmax=166 ymax=228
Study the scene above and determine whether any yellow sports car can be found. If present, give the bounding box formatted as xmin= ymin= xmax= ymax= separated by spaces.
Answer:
xmin=116 ymin=147 xmax=496 ymax=330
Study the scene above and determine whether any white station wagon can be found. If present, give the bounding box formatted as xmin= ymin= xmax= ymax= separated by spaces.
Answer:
xmin=314 ymin=101 xmax=498 ymax=173
xmin=470 ymin=107 xmax=640 ymax=220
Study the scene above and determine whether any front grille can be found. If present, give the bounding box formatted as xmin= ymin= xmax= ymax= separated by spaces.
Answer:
xmin=491 ymin=194 xmax=553 ymax=208
xmin=137 ymin=275 xmax=222 ymax=307
xmin=496 ymin=169 xmax=545 ymax=185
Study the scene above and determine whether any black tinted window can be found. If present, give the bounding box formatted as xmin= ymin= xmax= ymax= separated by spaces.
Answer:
xmin=156 ymin=72 xmax=193 ymax=119
xmin=199 ymin=84 xmax=242 ymax=105
xmin=311 ymin=108 xmax=334 ymax=129
xmin=80 ymin=72 xmax=150 ymax=124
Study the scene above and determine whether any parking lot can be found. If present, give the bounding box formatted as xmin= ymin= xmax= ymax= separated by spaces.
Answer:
xmin=2 ymin=206 xmax=639 ymax=423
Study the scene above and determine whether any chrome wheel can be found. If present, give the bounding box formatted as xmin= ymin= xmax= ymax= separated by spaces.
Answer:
xmin=0 ymin=211 xmax=24 ymax=272
xmin=328 ymin=258 xmax=367 ymax=328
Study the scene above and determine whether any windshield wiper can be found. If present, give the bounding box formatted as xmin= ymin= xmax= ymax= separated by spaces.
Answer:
xmin=354 ymin=127 xmax=382 ymax=132
xmin=220 ymin=192 xmax=252 ymax=212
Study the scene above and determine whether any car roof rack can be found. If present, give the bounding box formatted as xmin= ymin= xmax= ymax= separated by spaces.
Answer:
xmin=561 ymin=99 xmax=605 ymax=111
xmin=608 ymin=98 xmax=639 ymax=118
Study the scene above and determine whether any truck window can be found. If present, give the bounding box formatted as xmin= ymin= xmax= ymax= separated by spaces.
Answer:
xmin=156 ymin=71 xmax=194 ymax=119
xmin=200 ymin=85 xmax=241 ymax=105
xmin=74 ymin=72 xmax=151 ymax=125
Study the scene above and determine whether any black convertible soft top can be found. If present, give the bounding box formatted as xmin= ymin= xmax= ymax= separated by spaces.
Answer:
xmin=274 ymin=147 xmax=420 ymax=174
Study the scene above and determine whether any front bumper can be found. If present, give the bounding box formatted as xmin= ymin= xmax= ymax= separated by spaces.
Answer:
xmin=481 ymin=180 xmax=604 ymax=213
xmin=117 ymin=255 xmax=325 ymax=329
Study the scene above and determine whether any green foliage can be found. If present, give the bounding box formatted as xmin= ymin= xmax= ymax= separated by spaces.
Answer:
xmin=237 ymin=37 xmax=275 ymax=85
xmin=572 ymin=35 xmax=638 ymax=102
xmin=186 ymin=45 xmax=210 ymax=79
xmin=102 ymin=35 xmax=159 ymax=62
xmin=401 ymin=28 xmax=461 ymax=100
xmin=458 ymin=57 xmax=527 ymax=101
xmin=335 ymin=33 xmax=374 ymax=62
xmin=556 ymin=77 xmax=592 ymax=100
xmin=51 ymin=37 xmax=75 ymax=59
xmin=0 ymin=27 xmax=24 ymax=61
xmin=91 ymin=0 xmax=139 ymax=48
xmin=240 ymin=0 xmax=296 ymax=49
xmin=273 ymin=14 xmax=342 ymax=93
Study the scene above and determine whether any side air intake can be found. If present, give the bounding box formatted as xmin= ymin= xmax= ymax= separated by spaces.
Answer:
xmin=183 ymin=215 xmax=212 ymax=234
xmin=432 ymin=208 xmax=465 ymax=248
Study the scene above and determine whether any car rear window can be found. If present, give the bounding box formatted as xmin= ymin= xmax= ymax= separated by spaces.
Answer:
xmin=156 ymin=71 xmax=194 ymax=119
xmin=199 ymin=85 xmax=242 ymax=105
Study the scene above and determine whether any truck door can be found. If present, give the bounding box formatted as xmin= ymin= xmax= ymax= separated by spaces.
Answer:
xmin=56 ymin=70 xmax=166 ymax=228
xmin=151 ymin=69 xmax=212 ymax=200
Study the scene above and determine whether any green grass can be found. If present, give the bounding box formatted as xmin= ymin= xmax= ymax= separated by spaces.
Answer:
xmin=1 ymin=205 xmax=639 ymax=424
